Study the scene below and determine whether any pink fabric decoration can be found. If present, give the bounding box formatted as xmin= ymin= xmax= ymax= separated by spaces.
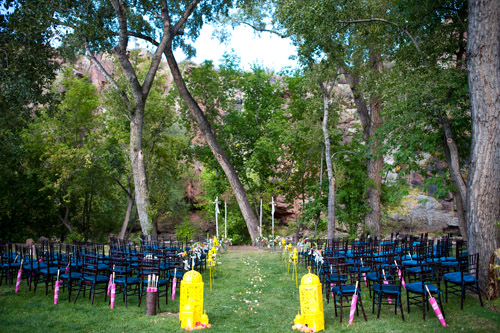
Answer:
xmin=15 ymin=268 xmax=22 ymax=293
xmin=54 ymin=280 xmax=60 ymax=305
xmin=172 ymin=268 xmax=177 ymax=300
xmin=107 ymin=274 xmax=112 ymax=296
xmin=426 ymin=286 xmax=446 ymax=327
xmin=110 ymin=283 xmax=116 ymax=309
xmin=348 ymin=281 xmax=359 ymax=325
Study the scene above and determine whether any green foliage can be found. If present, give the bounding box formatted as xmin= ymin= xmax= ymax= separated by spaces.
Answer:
xmin=56 ymin=0 xmax=235 ymax=58
xmin=21 ymin=68 xmax=125 ymax=241
xmin=0 ymin=0 xmax=60 ymax=241
xmin=175 ymin=220 xmax=198 ymax=240
xmin=334 ymin=142 xmax=369 ymax=236
xmin=196 ymin=168 xmax=251 ymax=244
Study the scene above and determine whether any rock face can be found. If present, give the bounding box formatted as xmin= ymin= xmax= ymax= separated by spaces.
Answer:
xmin=389 ymin=194 xmax=458 ymax=233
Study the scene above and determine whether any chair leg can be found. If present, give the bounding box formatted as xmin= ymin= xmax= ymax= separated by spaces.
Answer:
xmin=477 ymin=282 xmax=484 ymax=307
xmin=438 ymin=293 xmax=445 ymax=318
xmin=399 ymin=295 xmax=405 ymax=321
xmin=422 ymin=293 xmax=426 ymax=320
xmin=333 ymin=294 xmax=338 ymax=318
xmin=91 ymin=284 xmax=95 ymax=305
xmin=33 ymin=275 xmax=38 ymax=293
xmin=67 ymin=280 xmax=72 ymax=302
xmin=406 ymin=290 xmax=410 ymax=313
xmin=377 ymin=294 xmax=382 ymax=319
xmin=445 ymin=281 xmax=448 ymax=303
xmin=166 ymin=284 xmax=169 ymax=305
xmin=74 ymin=281 xmax=83 ymax=303
xmin=339 ymin=296 xmax=343 ymax=323
xmin=138 ymin=285 xmax=143 ymax=307
xmin=461 ymin=285 xmax=465 ymax=310
xmin=358 ymin=296 xmax=367 ymax=321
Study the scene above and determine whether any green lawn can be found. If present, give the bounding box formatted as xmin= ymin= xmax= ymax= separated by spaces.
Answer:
xmin=1 ymin=247 xmax=499 ymax=332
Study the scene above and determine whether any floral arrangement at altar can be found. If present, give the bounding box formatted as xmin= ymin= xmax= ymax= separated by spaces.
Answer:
xmin=256 ymin=236 xmax=268 ymax=248
xmin=220 ymin=237 xmax=232 ymax=246
xmin=267 ymin=235 xmax=281 ymax=248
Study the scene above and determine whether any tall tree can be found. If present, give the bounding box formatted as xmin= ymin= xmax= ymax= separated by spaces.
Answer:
xmin=100 ymin=49 xmax=190 ymax=240
xmin=318 ymin=76 xmax=336 ymax=239
xmin=273 ymin=0 xmax=390 ymax=237
xmin=466 ymin=0 xmax=500 ymax=298
xmin=56 ymin=0 xmax=236 ymax=237
xmin=60 ymin=0 xmax=262 ymax=243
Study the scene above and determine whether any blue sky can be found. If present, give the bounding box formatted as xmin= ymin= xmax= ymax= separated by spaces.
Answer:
xmin=173 ymin=24 xmax=299 ymax=72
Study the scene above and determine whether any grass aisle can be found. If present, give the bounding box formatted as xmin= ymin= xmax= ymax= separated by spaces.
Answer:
xmin=1 ymin=247 xmax=499 ymax=332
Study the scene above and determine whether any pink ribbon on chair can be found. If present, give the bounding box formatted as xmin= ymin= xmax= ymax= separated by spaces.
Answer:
xmin=348 ymin=281 xmax=359 ymax=325
xmin=54 ymin=281 xmax=60 ymax=305
xmin=15 ymin=259 xmax=23 ymax=293
xmin=172 ymin=268 xmax=177 ymax=300
xmin=382 ymin=269 xmax=392 ymax=305
xmin=395 ymin=260 xmax=406 ymax=290
xmin=110 ymin=272 xmax=116 ymax=309
xmin=107 ymin=274 xmax=112 ymax=296
xmin=426 ymin=285 xmax=446 ymax=327
xmin=360 ymin=259 xmax=367 ymax=286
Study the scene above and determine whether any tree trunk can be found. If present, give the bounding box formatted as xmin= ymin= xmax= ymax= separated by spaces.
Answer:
xmin=164 ymin=44 xmax=260 ymax=245
xmin=58 ymin=205 xmax=73 ymax=233
xmin=119 ymin=196 xmax=134 ymax=240
xmin=344 ymin=60 xmax=383 ymax=238
xmin=130 ymin=114 xmax=156 ymax=236
xmin=119 ymin=178 xmax=134 ymax=240
xmin=440 ymin=112 xmax=467 ymax=205
xmin=453 ymin=193 xmax=467 ymax=240
xmin=319 ymin=80 xmax=335 ymax=240
xmin=314 ymin=147 xmax=324 ymax=237
xmin=466 ymin=0 xmax=500 ymax=298
xmin=365 ymin=152 xmax=383 ymax=238
xmin=364 ymin=52 xmax=383 ymax=238
xmin=441 ymin=132 xmax=468 ymax=240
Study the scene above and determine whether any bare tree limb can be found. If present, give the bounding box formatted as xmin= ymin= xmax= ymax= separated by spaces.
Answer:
xmin=240 ymin=21 xmax=290 ymax=38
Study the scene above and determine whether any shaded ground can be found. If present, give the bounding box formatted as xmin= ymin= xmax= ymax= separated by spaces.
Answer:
xmin=228 ymin=245 xmax=260 ymax=252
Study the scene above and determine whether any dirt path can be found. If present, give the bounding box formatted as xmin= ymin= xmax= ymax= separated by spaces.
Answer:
xmin=228 ymin=245 xmax=260 ymax=252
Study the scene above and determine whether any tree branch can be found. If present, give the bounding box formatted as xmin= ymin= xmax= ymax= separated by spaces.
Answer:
xmin=338 ymin=18 xmax=423 ymax=55
xmin=109 ymin=0 xmax=129 ymax=54
xmin=439 ymin=109 xmax=467 ymax=204
xmin=172 ymin=0 xmax=203 ymax=35
xmin=240 ymin=21 xmax=290 ymax=38
xmin=83 ymin=38 xmax=131 ymax=109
